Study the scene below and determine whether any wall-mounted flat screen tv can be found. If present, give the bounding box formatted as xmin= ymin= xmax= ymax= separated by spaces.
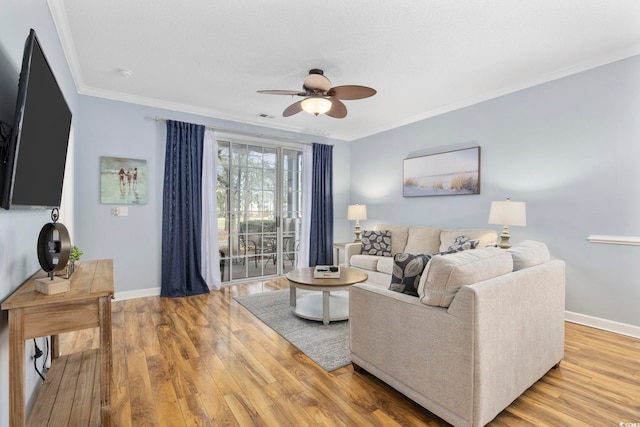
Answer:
xmin=0 ymin=28 xmax=72 ymax=210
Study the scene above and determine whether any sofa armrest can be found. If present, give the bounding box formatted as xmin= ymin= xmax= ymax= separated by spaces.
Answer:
xmin=349 ymin=283 xmax=475 ymax=425
xmin=344 ymin=242 xmax=362 ymax=267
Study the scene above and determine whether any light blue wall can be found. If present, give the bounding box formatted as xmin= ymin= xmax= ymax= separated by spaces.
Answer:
xmin=349 ymin=55 xmax=640 ymax=327
xmin=74 ymin=96 xmax=349 ymax=294
xmin=0 ymin=1 xmax=80 ymax=424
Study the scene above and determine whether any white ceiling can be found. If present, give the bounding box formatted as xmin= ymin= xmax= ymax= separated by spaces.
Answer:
xmin=48 ymin=0 xmax=640 ymax=141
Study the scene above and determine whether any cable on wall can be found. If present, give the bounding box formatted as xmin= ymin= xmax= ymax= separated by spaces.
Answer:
xmin=33 ymin=339 xmax=46 ymax=381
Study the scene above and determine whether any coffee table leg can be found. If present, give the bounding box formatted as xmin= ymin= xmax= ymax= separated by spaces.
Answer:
xmin=323 ymin=291 xmax=330 ymax=325
xmin=290 ymin=285 xmax=296 ymax=307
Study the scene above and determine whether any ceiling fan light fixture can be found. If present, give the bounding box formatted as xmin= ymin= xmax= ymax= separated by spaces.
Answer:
xmin=258 ymin=69 xmax=375 ymax=118
xmin=301 ymin=96 xmax=332 ymax=116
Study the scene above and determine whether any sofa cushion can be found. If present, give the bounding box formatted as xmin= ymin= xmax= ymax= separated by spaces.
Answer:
xmin=507 ymin=240 xmax=550 ymax=271
xmin=419 ymin=247 xmax=513 ymax=307
xmin=350 ymin=254 xmax=384 ymax=271
xmin=447 ymin=235 xmax=479 ymax=252
xmin=374 ymin=224 xmax=409 ymax=255
xmin=439 ymin=229 xmax=498 ymax=251
xmin=377 ymin=257 xmax=394 ymax=275
xmin=389 ymin=253 xmax=432 ymax=297
xmin=403 ymin=227 xmax=442 ymax=254
xmin=361 ymin=230 xmax=392 ymax=256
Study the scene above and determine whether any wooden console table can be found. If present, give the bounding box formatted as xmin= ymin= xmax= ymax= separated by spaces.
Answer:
xmin=2 ymin=259 xmax=114 ymax=427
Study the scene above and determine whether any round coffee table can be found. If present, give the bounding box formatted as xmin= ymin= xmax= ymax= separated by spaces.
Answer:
xmin=286 ymin=267 xmax=368 ymax=325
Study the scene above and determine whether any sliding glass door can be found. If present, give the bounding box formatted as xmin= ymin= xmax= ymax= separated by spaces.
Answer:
xmin=217 ymin=140 xmax=303 ymax=282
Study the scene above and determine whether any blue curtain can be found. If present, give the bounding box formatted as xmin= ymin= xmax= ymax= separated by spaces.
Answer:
xmin=309 ymin=143 xmax=333 ymax=265
xmin=161 ymin=120 xmax=209 ymax=297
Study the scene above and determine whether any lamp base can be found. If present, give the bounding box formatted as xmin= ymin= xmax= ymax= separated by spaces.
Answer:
xmin=497 ymin=225 xmax=511 ymax=249
xmin=353 ymin=220 xmax=362 ymax=243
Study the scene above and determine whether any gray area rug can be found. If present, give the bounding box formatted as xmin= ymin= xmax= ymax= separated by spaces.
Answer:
xmin=234 ymin=289 xmax=350 ymax=371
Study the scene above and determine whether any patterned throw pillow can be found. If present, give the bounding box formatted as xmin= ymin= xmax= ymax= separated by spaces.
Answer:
xmin=361 ymin=230 xmax=392 ymax=256
xmin=389 ymin=253 xmax=432 ymax=297
xmin=447 ymin=235 xmax=479 ymax=252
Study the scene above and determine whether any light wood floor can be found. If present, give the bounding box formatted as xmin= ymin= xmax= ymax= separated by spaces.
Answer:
xmin=58 ymin=278 xmax=640 ymax=426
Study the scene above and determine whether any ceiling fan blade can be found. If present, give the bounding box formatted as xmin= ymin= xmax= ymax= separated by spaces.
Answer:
xmin=258 ymin=90 xmax=305 ymax=96
xmin=325 ymin=98 xmax=347 ymax=118
xmin=328 ymin=85 xmax=377 ymax=100
xmin=283 ymin=100 xmax=303 ymax=117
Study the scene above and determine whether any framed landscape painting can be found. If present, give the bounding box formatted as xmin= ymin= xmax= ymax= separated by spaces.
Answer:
xmin=100 ymin=156 xmax=147 ymax=204
xmin=403 ymin=147 xmax=480 ymax=197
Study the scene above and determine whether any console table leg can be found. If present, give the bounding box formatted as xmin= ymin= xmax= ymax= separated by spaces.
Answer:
xmin=51 ymin=334 xmax=60 ymax=359
xmin=9 ymin=308 xmax=26 ymax=427
xmin=99 ymin=296 xmax=112 ymax=426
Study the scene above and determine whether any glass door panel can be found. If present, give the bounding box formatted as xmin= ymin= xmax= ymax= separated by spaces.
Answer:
xmin=216 ymin=140 xmax=302 ymax=282
xmin=281 ymin=149 xmax=303 ymax=275
xmin=217 ymin=141 xmax=232 ymax=281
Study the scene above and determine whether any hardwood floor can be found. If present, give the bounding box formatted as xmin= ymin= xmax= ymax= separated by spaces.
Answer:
xmin=58 ymin=278 xmax=640 ymax=426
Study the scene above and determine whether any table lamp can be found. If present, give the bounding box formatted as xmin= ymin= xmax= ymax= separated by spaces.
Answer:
xmin=348 ymin=204 xmax=367 ymax=242
xmin=488 ymin=198 xmax=526 ymax=249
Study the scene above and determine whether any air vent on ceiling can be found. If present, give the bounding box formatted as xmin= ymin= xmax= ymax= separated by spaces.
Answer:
xmin=257 ymin=113 xmax=275 ymax=119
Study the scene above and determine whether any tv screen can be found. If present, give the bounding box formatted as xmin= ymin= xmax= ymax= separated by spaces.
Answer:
xmin=0 ymin=29 xmax=72 ymax=210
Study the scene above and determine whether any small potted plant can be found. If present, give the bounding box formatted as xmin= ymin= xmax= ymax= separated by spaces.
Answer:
xmin=65 ymin=245 xmax=83 ymax=278
xmin=70 ymin=245 xmax=83 ymax=264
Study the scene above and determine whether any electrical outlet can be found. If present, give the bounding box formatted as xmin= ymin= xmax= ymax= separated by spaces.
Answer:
xmin=111 ymin=207 xmax=128 ymax=216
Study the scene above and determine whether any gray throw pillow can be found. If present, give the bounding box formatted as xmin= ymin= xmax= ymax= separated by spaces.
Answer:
xmin=361 ymin=230 xmax=392 ymax=256
xmin=447 ymin=235 xmax=479 ymax=252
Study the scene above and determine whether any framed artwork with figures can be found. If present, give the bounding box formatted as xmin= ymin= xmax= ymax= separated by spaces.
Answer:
xmin=100 ymin=156 xmax=147 ymax=204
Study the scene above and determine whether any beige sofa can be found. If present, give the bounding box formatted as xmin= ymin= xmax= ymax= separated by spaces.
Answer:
xmin=344 ymin=224 xmax=499 ymax=285
xmin=349 ymin=241 xmax=565 ymax=427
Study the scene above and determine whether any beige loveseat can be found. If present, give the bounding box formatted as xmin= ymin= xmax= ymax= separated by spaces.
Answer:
xmin=345 ymin=224 xmax=498 ymax=285
xmin=349 ymin=241 xmax=565 ymax=427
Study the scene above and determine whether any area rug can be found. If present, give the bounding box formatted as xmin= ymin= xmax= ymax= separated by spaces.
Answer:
xmin=234 ymin=289 xmax=350 ymax=371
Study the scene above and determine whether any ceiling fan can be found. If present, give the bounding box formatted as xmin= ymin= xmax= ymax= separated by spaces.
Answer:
xmin=257 ymin=69 xmax=376 ymax=118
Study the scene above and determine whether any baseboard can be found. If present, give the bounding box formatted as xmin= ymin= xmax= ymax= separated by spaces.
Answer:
xmin=114 ymin=287 xmax=161 ymax=301
xmin=565 ymin=311 xmax=640 ymax=339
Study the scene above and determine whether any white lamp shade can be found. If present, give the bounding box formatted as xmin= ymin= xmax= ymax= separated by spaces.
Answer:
xmin=347 ymin=204 xmax=367 ymax=221
xmin=488 ymin=200 xmax=526 ymax=226
xmin=301 ymin=96 xmax=332 ymax=115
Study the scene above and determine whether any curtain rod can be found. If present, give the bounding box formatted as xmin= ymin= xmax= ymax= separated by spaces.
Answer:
xmin=154 ymin=116 xmax=327 ymax=146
